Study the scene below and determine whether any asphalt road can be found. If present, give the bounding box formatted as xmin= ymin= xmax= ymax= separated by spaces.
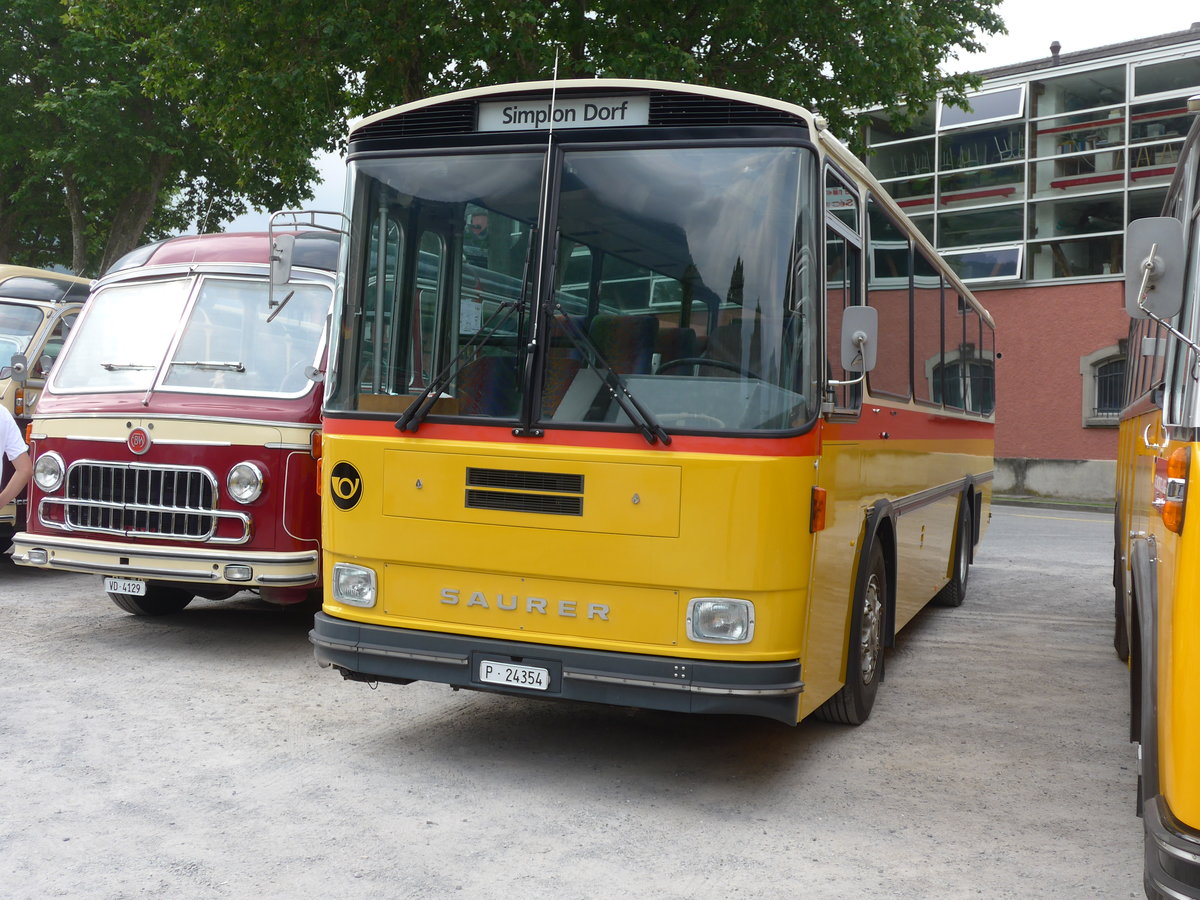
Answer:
xmin=0 ymin=506 xmax=1141 ymax=899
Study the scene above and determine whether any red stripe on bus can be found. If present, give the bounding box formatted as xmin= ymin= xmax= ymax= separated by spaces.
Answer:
xmin=322 ymin=417 xmax=822 ymax=456
xmin=322 ymin=407 xmax=991 ymax=455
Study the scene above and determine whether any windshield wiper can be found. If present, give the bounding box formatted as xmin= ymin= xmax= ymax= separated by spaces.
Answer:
xmin=169 ymin=360 xmax=246 ymax=372
xmin=395 ymin=298 xmax=523 ymax=433
xmin=397 ymin=226 xmax=538 ymax=434
xmin=100 ymin=362 xmax=156 ymax=371
xmin=553 ymin=306 xmax=671 ymax=446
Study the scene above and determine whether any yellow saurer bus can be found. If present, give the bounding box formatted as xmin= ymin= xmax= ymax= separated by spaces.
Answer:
xmin=309 ymin=80 xmax=995 ymax=725
xmin=1115 ymin=94 xmax=1200 ymax=898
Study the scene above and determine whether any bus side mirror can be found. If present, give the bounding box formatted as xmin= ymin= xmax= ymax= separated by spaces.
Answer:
xmin=841 ymin=305 xmax=878 ymax=373
xmin=2 ymin=353 xmax=29 ymax=384
xmin=1126 ymin=217 xmax=1184 ymax=320
xmin=270 ymin=233 xmax=296 ymax=286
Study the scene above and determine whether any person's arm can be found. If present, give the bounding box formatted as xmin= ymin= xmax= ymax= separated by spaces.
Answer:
xmin=0 ymin=451 xmax=33 ymax=508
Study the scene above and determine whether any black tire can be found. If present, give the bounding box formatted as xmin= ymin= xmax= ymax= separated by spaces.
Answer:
xmin=106 ymin=584 xmax=193 ymax=616
xmin=1113 ymin=517 xmax=1131 ymax=662
xmin=816 ymin=542 xmax=886 ymax=725
xmin=933 ymin=503 xmax=972 ymax=608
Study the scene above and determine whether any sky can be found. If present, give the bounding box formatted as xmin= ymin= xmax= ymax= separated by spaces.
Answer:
xmin=221 ymin=0 xmax=1200 ymax=232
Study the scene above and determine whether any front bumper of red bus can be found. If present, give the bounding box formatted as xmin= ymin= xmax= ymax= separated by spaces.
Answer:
xmin=1145 ymin=794 xmax=1200 ymax=899
xmin=9 ymin=532 xmax=319 ymax=588
xmin=310 ymin=612 xmax=804 ymax=724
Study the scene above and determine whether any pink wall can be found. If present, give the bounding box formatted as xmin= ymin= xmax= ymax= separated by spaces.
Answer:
xmin=977 ymin=280 xmax=1127 ymax=461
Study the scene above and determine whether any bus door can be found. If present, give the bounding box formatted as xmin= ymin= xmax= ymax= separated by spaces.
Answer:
xmin=804 ymin=166 xmax=868 ymax=719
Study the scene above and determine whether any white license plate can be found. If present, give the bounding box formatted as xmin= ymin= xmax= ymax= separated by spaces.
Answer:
xmin=478 ymin=659 xmax=550 ymax=691
xmin=104 ymin=576 xmax=146 ymax=596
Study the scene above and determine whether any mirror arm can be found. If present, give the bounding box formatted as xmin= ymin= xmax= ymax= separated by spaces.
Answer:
xmin=1136 ymin=295 xmax=1200 ymax=372
xmin=828 ymin=333 xmax=869 ymax=386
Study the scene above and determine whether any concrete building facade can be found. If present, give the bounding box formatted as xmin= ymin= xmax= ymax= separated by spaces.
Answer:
xmin=862 ymin=25 xmax=1200 ymax=501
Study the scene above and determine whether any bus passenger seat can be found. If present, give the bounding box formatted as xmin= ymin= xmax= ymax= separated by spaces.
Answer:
xmin=654 ymin=327 xmax=697 ymax=369
xmin=456 ymin=355 xmax=519 ymax=417
xmin=589 ymin=314 xmax=659 ymax=374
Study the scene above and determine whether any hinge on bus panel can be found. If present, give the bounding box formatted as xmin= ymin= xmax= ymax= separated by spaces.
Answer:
xmin=512 ymin=427 xmax=545 ymax=438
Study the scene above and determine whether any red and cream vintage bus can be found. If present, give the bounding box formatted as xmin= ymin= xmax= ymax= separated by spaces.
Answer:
xmin=0 ymin=265 xmax=90 ymax=542
xmin=10 ymin=231 xmax=338 ymax=615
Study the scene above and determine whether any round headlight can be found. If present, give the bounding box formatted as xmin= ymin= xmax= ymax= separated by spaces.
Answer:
xmin=33 ymin=451 xmax=65 ymax=493
xmin=226 ymin=461 xmax=264 ymax=504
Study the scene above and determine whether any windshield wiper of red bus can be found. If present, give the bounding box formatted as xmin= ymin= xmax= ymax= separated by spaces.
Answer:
xmin=169 ymin=360 xmax=246 ymax=372
xmin=552 ymin=305 xmax=671 ymax=446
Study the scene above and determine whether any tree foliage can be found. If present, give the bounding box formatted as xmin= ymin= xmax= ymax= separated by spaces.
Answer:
xmin=6 ymin=0 xmax=1004 ymax=274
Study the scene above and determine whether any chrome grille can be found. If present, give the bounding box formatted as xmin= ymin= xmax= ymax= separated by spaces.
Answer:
xmin=41 ymin=461 xmax=249 ymax=543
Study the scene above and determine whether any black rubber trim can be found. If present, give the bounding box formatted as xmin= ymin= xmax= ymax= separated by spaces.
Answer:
xmin=311 ymin=613 xmax=803 ymax=724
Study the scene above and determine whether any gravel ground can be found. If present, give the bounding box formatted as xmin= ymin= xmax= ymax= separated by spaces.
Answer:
xmin=0 ymin=506 xmax=1141 ymax=898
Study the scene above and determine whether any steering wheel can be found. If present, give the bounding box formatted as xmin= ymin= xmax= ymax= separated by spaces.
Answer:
xmin=654 ymin=356 xmax=759 ymax=379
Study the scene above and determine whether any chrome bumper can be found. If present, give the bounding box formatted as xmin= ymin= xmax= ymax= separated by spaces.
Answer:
xmin=9 ymin=531 xmax=319 ymax=587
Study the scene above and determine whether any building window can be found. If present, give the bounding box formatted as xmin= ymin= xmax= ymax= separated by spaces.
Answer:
xmin=1080 ymin=343 xmax=1127 ymax=426
xmin=938 ymin=85 xmax=1026 ymax=130
xmin=942 ymin=246 xmax=1023 ymax=282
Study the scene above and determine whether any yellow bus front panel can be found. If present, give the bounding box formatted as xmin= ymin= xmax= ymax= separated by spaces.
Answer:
xmin=321 ymin=433 xmax=815 ymax=661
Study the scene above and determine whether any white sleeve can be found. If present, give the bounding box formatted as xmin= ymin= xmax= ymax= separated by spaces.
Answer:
xmin=1 ymin=408 xmax=28 ymax=460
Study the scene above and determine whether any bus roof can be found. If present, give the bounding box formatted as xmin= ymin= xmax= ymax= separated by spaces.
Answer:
xmin=349 ymin=78 xmax=992 ymax=328
xmin=105 ymin=231 xmax=340 ymax=277
xmin=351 ymin=77 xmax=824 ymax=137
xmin=0 ymin=265 xmax=90 ymax=303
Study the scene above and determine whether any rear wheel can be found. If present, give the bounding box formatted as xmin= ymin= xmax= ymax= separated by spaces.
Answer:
xmin=1113 ymin=516 xmax=1131 ymax=662
xmin=816 ymin=542 xmax=886 ymax=725
xmin=106 ymin=584 xmax=193 ymax=616
xmin=933 ymin=503 xmax=972 ymax=608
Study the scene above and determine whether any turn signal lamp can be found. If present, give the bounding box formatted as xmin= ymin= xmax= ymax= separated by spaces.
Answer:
xmin=14 ymin=387 xmax=25 ymax=417
xmin=311 ymin=430 xmax=322 ymax=459
xmin=1162 ymin=446 xmax=1190 ymax=535
xmin=810 ymin=487 xmax=827 ymax=533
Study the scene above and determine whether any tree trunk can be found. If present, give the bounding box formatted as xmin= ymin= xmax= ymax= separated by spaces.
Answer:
xmin=62 ymin=167 xmax=91 ymax=276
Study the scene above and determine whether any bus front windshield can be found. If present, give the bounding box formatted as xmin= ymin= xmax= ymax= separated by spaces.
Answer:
xmin=332 ymin=144 xmax=818 ymax=433
xmin=0 ymin=302 xmax=46 ymax=362
xmin=52 ymin=277 xmax=330 ymax=397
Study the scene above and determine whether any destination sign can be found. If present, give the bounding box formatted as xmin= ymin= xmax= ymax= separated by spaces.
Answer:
xmin=478 ymin=96 xmax=650 ymax=132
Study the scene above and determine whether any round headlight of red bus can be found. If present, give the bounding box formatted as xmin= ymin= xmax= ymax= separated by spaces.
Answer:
xmin=226 ymin=462 xmax=264 ymax=505
xmin=33 ymin=451 xmax=65 ymax=493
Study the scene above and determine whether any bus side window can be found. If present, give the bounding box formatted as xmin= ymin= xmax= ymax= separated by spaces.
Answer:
xmin=33 ymin=311 xmax=77 ymax=379
xmin=865 ymin=195 xmax=912 ymax=400
xmin=825 ymin=226 xmax=862 ymax=412
xmin=913 ymin=247 xmax=942 ymax=406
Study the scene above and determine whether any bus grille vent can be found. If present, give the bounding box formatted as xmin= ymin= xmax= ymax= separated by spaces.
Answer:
xmin=464 ymin=467 xmax=584 ymax=516
xmin=648 ymin=92 xmax=804 ymax=127
xmin=352 ymin=100 xmax=477 ymax=141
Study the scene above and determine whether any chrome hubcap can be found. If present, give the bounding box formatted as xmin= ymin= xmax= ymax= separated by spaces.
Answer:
xmin=860 ymin=573 xmax=883 ymax=684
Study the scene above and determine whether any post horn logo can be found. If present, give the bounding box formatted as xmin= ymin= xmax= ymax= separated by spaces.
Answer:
xmin=330 ymin=462 xmax=363 ymax=510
